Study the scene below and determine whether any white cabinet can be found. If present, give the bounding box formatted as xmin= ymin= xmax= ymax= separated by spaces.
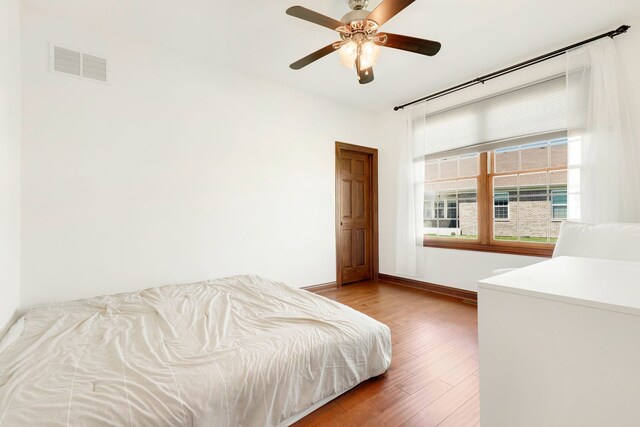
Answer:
xmin=478 ymin=256 xmax=640 ymax=427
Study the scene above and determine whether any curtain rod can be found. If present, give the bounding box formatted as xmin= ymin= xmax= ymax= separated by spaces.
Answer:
xmin=393 ymin=24 xmax=631 ymax=112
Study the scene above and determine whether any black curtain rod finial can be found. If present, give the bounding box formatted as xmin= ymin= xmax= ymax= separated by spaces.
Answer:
xmin=612 ymin=25 xmax=630 ymax=37
xmin=393 ymin=24 xmax=631 ymax=112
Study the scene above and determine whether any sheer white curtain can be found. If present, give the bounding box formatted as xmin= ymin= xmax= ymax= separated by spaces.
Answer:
xmin=567 ymin=38 xmax=640 ymax=223
xmin=395 ymin=104 xmax=427 ymax=276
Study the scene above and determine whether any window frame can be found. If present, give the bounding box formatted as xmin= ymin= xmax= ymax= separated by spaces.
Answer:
xmin=423 ymin=139 xmax=568 ymax=258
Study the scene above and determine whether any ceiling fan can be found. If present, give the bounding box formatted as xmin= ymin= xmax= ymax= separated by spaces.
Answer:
xmin=286 ymin=0 xmax=441 ymax=84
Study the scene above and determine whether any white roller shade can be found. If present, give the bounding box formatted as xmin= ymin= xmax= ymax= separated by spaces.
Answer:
xmin=419 ymin=76 xmax=567 ymax=155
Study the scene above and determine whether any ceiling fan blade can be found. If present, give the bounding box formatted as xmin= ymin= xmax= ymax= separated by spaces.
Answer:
xmin=367 ymin=0 xmax=415 ymax=27
xmin=290 ymin=44 xmax=339 ymax=70
xmin=379 ymin=33 xmax=442 ymax=56
xmin=286 ymin=6 xmax=344 ymax=31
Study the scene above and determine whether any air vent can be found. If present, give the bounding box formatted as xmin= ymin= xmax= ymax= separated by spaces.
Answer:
xmin=53 ymin=46 xmax=81 ymax=76
xmin=81 ymin=53 xmax=107 ymax=82
xmin=51 ymin=45 xmax=108 ymax=83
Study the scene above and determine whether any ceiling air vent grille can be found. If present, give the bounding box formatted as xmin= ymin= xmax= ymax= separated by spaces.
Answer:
xmin=51 ymin=45 xmax=108 ymax=83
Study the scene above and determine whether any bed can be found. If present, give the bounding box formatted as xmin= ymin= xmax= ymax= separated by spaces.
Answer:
xmin=0 ymin=275 xmax=391 ymax=426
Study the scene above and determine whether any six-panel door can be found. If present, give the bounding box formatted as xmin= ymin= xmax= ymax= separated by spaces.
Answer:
xmin=338 ymin=150 xmax=372 ymax=284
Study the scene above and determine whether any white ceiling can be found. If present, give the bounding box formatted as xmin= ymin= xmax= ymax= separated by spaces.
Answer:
xmin=23 ymin=0 xmax=640 ymax=112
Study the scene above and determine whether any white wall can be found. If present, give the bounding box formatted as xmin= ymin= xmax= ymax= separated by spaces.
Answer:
xmin=20 ymin=4 xmax=378 ymax=309
xmin=0 ymin=0 xmax=21 ymax=335
xmin=19 ymin=3 xmax=640 ymax=307
xmin=376 ymin=19 xmax=640 ymax=292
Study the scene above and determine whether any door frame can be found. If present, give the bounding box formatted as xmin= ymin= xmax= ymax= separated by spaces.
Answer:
xmin=335 ymin=142 xmax=379 ymax=287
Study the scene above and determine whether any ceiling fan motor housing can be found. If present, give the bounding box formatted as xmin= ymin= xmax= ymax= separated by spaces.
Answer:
xmin=343 ymin=0 xmax=375 ymax=29
xmin=341 ymin=9 xmax=371 ymax=24
xmin=348 ymin=0 xmax=369 ymax=11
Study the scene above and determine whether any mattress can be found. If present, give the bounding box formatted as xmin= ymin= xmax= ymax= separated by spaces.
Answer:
xmin=0 ymin=275 xmax=391 ymax=426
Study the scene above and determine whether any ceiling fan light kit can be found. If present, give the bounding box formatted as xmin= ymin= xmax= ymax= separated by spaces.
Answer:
xmin=286 ymin=0 xmax=441 ymax=84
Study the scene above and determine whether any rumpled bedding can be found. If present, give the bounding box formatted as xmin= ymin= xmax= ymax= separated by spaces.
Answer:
xmin=0 ymin=275 xmax=391 ymax=426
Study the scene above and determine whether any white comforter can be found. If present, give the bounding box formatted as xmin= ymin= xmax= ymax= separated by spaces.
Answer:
xmin=0 ymin=275 xmax=391 ymax=426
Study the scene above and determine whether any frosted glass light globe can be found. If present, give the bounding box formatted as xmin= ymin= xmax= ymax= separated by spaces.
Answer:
xmin=359 ymin=41 xmax=380 ymax=69
xmin=339 ymin=41 xmax=358 ymax=69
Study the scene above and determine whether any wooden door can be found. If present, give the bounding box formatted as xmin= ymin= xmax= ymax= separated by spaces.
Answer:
xmin=336 ymin=143 xmax=378 ymax=286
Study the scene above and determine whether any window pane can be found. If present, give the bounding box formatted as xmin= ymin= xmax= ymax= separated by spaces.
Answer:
xmin=495 ymin=149 xmax=519 ymax=173
xmin=424 ymin=185 xmax=477 ymax=239
xmin=549 ymin=170 xmax=567 ymax=186
xmin=494 ymin=192 xmax=509 ymax=219
xmin=425 ymin=160 xmax=439 ymax=181
xmin=518 ymin=171 xmax=547 ymax=187
xmin=424 ymin=154 xmax=479 ymax=241
xmin=549 ymin=139 xmax=568 ymax=168
xmin=425 ymin=203 xmax=434 ymax=219
xmin=553 ymin=206 xmax=567 ymax=219
xmin=517 ymin=172 xmax=550 ymax=243
xmin=495 ymin=193 xmax=509 ymax=205
xmin=436 ymin=200 xmax=445 ymax=218
xmin=424 ymin=220 xmax=438 ymax=231
xmin=438 ymin=219 xmax=458 ymax=231
xmin=437 ymin=180 xmax=457 ymax=192
xmin=549 ymin=170 xmax=568 ymax=241
xmin=459 ymin=195 xmax=478 ymax=239
xmin=439 ymin=158 xmax=458 ymax=179
xmin=551 ymin=193 xmax=567 ymax=205
xmin=493 ymin=176 xmax=517 ymax=240
xmin=447 ymin=201 xmax=458 ymax=219
xmin=457 ymin=179 xmax=476 ymax=191
xmin=496 ymin=138 xmax=569 ymax=175
xmin=495 ymin=206 xmax=508 ymax=219
xmin=495 ymin=175 xmax=517 ymax=188
xmin=493 ymin=170 xmax=567 ymax=243
xmin=459 ymin=155 xmax=479 ymax=178
xmin=520 ymin=143 xmax=549 ymax=170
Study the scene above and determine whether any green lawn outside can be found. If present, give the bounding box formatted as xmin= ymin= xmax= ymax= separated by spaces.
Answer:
xmin=426 ymin=234 xmax=477 ymax=240
xmin=495 ymin=236 xmax=558 ymax=243
xmin=426 ymin=234 xmax=558 ymax=244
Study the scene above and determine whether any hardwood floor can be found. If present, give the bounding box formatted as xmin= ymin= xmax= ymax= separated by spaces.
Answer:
xmin=294 ymin=280 xmax=479 ymax=427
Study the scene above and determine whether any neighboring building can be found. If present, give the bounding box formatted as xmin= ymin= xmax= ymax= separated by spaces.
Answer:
xmin=424 ymin=138 xmax=568 ymax=243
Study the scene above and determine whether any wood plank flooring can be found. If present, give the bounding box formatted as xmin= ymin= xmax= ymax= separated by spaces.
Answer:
xmin=293 ymin=280 xmax=479 ymax=427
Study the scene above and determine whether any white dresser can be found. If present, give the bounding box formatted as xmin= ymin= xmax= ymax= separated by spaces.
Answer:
xmin=478 ymin=256 xmax=640 ymax=427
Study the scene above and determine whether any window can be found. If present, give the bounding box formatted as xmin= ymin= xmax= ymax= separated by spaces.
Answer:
xmin=417 ymin=76 xmax=570 ymax=256
xmin=435 ymin=200 xmax=445 ymax=219
xmin=551 ymin=189 xmax=568 ymax=220
xmin=494 ymin=192 xmax=509 ymax=220
xmin=424 ymin=135 xmax=568 ymax=256
xmin=447 ymin=200 xmax=458 ymax=220
xmin=424 ymin=198 xmax=461 ymax=236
